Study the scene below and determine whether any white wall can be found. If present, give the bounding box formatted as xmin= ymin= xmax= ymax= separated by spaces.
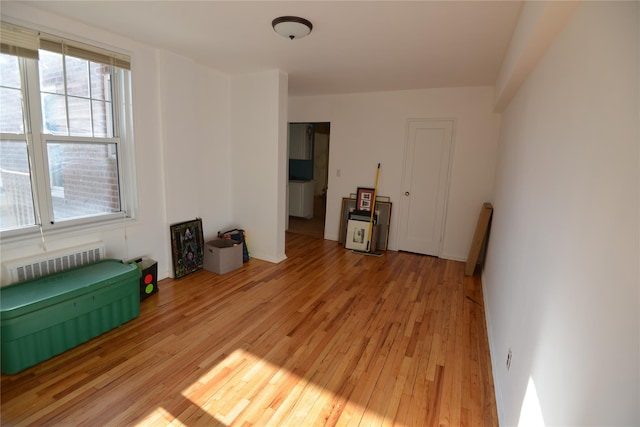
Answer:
xmin=196 ymin=62 xmax=233 ymax=241
xmin=493 ymin=1 xmax=578 ymax=112
xmin=159 ymin=50 xmax=199 ymax=224
xmin=484 ymin=2 xmax=639 ymax=425
xmin=230 ymin=70 xmax=288 ymax=263
xmin=158 ymin=50 xmax=233 ymax=247
xmin=289 ymin=87 xmax=501 ymax=260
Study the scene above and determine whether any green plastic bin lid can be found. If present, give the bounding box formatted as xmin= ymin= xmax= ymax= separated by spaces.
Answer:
xmin=0 ymin=259 xmax=140 ymax=318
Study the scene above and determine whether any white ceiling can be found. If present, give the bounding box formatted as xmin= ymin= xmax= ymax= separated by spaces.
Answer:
xmin=18 ymin=1 xmax=523 ymax=96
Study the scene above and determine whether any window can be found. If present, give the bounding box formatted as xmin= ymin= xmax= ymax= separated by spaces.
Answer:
xmin=0 ymin=22 xmax=135 ymax=237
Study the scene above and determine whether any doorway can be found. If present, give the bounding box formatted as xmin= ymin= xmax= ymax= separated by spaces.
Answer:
xmin=287 ymin=122 xmax=330 ymax=239
xmin=397 ymin=119 xmax=454 ymax=256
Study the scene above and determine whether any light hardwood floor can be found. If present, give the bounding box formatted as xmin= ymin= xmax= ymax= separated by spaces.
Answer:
xmin=1 ymin=233 xmax=498 ymax=426
xmin=287 ymin=196 xmax=326 ymax=240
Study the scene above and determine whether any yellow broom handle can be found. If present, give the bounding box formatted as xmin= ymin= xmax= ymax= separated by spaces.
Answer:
xmin=366 ymin=163 xmax=381 ymax=252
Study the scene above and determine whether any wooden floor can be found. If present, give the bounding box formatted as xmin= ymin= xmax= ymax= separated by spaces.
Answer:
xmin=1 ymin=233 xmax=498 ymax=426
xmin=287 ymin=196 xmax=326 ymax=239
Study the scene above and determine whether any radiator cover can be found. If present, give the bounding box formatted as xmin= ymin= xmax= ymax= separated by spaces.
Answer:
xmin=2 ymin=242 xmax=105 ymax=285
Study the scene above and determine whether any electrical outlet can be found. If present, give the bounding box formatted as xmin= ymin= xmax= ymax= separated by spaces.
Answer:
xmin=506 ymin=348 xmax=513 ymax=371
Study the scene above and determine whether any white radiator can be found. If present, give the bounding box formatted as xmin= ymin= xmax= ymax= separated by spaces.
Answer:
xmin=2 ymin=242 xmax=106 ymax=285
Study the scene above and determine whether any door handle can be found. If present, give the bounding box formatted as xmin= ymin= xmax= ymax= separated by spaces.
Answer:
xmin=405 ymin=191 xmax=410 ymax=196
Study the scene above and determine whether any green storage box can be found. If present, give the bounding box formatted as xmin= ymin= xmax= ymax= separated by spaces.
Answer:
xmin=1 ymin=259 xmax=141 ymax=374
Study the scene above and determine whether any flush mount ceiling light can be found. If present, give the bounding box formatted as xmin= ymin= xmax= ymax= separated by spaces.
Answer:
xmin=272 ymin=16 xmax=313 ymax=40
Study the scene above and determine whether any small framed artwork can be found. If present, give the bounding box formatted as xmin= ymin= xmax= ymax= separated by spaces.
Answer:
xmin=339 ymin=198 xmax=357 ymax=245
xmin=170 ymin=218 xmax=204 ymax=279
xmin=339 ymin=197 xmax=392 ymax=251
xmin=350 ymin=193 xmax=390 ymax=203
xmin=356 ymin=187 xmax=375 ymax=212
xmin=345 ymin=219 xmax=370 ymax=251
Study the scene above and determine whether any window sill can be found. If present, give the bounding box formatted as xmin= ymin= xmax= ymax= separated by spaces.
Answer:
xmin=0 ymin=214 xmax=137 ymax=250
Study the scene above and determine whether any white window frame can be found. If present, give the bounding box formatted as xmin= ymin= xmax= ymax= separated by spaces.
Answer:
xmin=0 ymin=30 xmax=137 ymax=241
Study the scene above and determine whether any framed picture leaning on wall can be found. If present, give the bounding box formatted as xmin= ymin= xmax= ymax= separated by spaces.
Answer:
xmin=356 ymin=187 xmax=375 ymax=213
xmin=170 ymin=218 xmax=204 ymax=278
xmin=339 ymin=197 xmax=392 ymax=251
xmin=345 ymin=219 xmax=369 ymax=251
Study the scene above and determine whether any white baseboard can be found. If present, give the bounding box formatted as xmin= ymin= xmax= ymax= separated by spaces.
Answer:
xmin=440 ymin=252 xmax=467 ymax=262
xmin=481 ymin=268 xmax=506 ymax=426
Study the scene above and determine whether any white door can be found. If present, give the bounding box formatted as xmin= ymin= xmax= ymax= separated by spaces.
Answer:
xmin=397 ymin=119 xmax=454 ymax=256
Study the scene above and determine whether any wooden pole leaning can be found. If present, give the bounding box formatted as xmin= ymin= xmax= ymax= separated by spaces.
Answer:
xmin=353 ymin=163 xmax=383 ymax=257
xmin=365 ymin=163 xmax=381 ymax=252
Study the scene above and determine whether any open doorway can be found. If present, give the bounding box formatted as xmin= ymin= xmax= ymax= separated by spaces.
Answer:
xmin=287 ymin=122 xmax=330 ymax=239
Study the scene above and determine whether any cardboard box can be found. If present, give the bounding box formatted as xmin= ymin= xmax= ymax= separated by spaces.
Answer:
xmin=204 ymin=239 xmax=243 ymax=274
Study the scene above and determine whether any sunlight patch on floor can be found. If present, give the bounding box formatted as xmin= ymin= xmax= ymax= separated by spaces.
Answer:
xmin=137 ymin=348 xmax=389 ymax=425
xmin=136 ymin=407 xmax=184 ymax=426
